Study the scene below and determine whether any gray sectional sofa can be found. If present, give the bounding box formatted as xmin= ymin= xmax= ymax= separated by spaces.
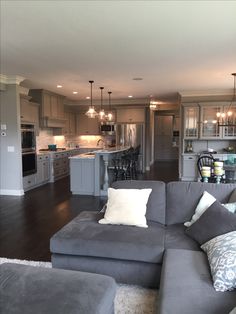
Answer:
xmin=50 ymin=181 xmax=236 ymax=314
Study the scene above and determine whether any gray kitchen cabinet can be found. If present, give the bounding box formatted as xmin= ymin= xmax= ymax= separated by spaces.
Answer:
xmin=116 ymin=108 xmax=144 ymax=123
xmin=76 ymin=112 xmax=99 ymax=135
xmin=28 ymin=89 xmax=66 ymax=127
xmin=64 ymin=112 xmax=76 ymax=135
xmin=23 ymin=174 xmax=36 ymax=191
xmin=49 ymin=151 xmax=70 ymax=182
xmin=181 ymin=154 xmax=198 ymax=181
xmin=70 ymin=157 xmax=95 ymax=195
xmin=183 ymin=105 xmax=199 ymax=139
xmin=20 ymin=95 xmax=39 ymax=125
xmin=200 ymin=105 xmax=221 ymax=139
xmin=36 ymin=154 xmax=50 ymax=185
xmin=182 ymin=102 xmax=236 ymax=140
xmin=221 ymin=105 xmax=236 ymax=139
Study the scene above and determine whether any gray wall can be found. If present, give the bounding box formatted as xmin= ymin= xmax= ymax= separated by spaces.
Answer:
xmin=0 ymin=84 xmax=23 ymax=195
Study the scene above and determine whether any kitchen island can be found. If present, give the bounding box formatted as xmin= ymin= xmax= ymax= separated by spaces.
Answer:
xmin=69 ymin=147 xmax=130 ymax=196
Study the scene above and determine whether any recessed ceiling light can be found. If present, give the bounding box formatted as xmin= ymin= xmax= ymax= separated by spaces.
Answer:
xmin=73 ymin=91 xmax=78 ymax=94
xmin=57 ymin=85 xmax=62 ymax=88
xmin=128 ymin=95 xmax=133 ymax=98
xmin=86 ymin=96 xmax=90 ymax=99
xmin=133 ymin=77 xmax=143 ymax=81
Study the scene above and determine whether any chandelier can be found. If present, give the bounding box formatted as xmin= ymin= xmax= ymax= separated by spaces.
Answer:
xmin=85 ymin=80 xmax=98 ymax=118
xmin=217 ymin=73 xmax=236 ymax=126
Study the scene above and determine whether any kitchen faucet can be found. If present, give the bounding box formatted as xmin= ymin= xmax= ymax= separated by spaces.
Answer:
xmin=97 ymin=139 xmax=105 ymax=147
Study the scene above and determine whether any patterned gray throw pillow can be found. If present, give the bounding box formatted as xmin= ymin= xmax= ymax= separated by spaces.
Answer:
xmin=201 ymin=231 xmax=236 ymax=292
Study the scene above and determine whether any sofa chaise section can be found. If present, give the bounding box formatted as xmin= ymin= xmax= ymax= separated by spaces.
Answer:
xmin=51 ymin=180 xmax=166 ymax=288
xmin=158 ymin=249 xmax=236 ymax=314
xmin=50 ymin=181 xmax=236 ymax=290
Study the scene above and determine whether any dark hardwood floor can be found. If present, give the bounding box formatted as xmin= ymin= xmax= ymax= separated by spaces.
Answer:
xmin=0 ymin=160 xmax=178 ymax=262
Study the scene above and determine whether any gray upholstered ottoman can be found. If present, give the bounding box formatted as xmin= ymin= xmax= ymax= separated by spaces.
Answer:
xmin=0 ymin=263 xmax=116 ymax=314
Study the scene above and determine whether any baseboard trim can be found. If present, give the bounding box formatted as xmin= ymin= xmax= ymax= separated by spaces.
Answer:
xmin=0 ymin=189 xmax=24 ymax=196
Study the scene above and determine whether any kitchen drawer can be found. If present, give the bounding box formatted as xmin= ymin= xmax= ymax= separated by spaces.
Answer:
xmin=23 ymin=174 xmax=36 ymax=190
xmin=37 ymin=154 xmax=50 ymax=162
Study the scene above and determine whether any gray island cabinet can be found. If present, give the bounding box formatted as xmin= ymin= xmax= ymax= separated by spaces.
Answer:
xmin=69 ymin=147 xmax=130 ymax=196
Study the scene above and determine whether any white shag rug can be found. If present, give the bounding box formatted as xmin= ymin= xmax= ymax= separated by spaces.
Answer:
xmin=0 ymin=258 xmax=158 ymax=314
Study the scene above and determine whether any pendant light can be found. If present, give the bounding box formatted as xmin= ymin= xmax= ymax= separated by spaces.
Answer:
xmin=98 ymin=86 xmax=105 ymax=120
xmin=85 ymin=80 xmax=98 ymax=118
xmin=107 ymin=91 xmax=113 ymax=121
xmin=217 ymin=73 xmax=236 ymax=126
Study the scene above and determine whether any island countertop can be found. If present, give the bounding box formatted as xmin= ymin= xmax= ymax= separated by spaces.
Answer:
xmin=69 ymin=146 xmax=131 ymax=196
xmin=70 ymin=146 xmax=130 ymax=159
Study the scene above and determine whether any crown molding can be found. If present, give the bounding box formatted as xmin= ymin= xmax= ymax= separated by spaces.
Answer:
xmin=0 ymin=74 xmax=25 ymax=85
xmin=179 ymin=89 xmax=234 ymax=103
xmin=179 ymin=89 xmax=233 ymax=98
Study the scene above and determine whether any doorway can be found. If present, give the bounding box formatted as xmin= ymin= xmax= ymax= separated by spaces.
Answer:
xmin=154 ymin=113 xmax=179 ymax=161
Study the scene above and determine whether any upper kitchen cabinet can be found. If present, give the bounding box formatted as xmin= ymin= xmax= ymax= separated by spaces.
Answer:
xmin=183 ymin=105 xmax=199 ymax=139
xmin=20 ymin=95 xmax=39 ymax=125
xmin=29 ymin=89 xmax=66 ymax=128
xmin=116 ymin=108 xmax=145 ymax=123
xmin=199 ymin=105 xmax=221 ymax=139
xmin=222 ymin=105 xmax=236 ymax=139
xmin=182 ymin=102 xmax=236 ymax=140
xmin=76 ymin=112 xmax=99 ymax=135
xmin=63 ymin=111 xmax=76 ymax=135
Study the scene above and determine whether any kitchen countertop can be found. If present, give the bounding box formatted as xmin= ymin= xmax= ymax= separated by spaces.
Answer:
xmin=70 ymin=146 xmax=130 ymax=159
xmin=37 ymin=148 xmax=80 ymax=155
xmin=70 ymin=153 xmax=95 ymax=159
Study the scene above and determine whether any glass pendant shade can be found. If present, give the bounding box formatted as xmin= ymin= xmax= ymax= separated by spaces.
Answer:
xmin=85 ymin=80 xmax=98 ymax=118
xmin=98 ymin=87 xmax=105 ymax=120
xmin=85 ymin=106 xmax=98 ymax=118
xmin=106 ymin=91 xmax=113 ymax=121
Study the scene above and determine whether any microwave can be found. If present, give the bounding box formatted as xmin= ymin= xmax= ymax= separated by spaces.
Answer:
xmin=100 ymin=123 xmax=115 ymax=135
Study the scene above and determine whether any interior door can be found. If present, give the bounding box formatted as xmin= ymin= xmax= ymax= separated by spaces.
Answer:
xmin=154 ymin=115 xmax=178 ymax=161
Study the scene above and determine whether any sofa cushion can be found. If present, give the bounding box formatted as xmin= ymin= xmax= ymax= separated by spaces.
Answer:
xmin=201 ymin=231 xmax=236 ymax=292
xmin=98 ymin=187 xmax=152 ymax=228
xmin=165 ymin=223 xmax=200 ymax=251
xmin=50 ymin=212 xmax=165 ymax=263
xmin=111 ymin=180 xmax=166 ymax=224
xmin=230 ymin=307 xmax=236 ymax=314
xmin=184 ymin=191 xmax=216 ymax=227
xmin=158 ymin=249 xmax=236 ymax=314
xmin=185 ymin=201 xmax=236 ymax=245
xmin=166 ymin=182 xmax=236 ymax=225
xmin=229 ymin=188 xmax=236 ymax=202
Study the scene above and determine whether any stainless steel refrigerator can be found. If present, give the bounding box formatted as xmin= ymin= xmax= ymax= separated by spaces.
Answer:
xmin=116 ymin=123 xmax=145 ymax=172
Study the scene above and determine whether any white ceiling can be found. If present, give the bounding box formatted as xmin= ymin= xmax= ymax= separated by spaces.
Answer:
xmin=1 ymin=0 xmax=236 ymax=105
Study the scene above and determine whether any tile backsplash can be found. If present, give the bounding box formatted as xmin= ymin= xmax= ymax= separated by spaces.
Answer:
xmin=36 ymin=129 xmax=56 ymax=150
xmin=36 ymin=128 xmax=115 ymax=150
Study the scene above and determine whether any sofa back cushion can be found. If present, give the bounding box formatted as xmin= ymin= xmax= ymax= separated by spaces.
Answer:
xmin=111 ymin=180 xmax=166 ymax=224
xmin=166 ymin=182 xmax=236 ymax=225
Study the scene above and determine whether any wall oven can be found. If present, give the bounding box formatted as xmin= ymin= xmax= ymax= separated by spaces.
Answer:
xmin=22 ymin=151 xmax=37 ymax=177
xmin=21 ymin=124 xmax=36 ymax=152
xmin=21 ymin=124 xmax=37 ymax=176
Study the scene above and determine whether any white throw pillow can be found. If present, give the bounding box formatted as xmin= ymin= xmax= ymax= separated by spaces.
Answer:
xmin=98 ymin=188 xmax=152 ymax=228
xmin=184 ymin=191 xmax=216 ymax=227
xmin=230 ymin=307 xmax=236 ymax=314
xmin=223 ymin=202 xmax=236 ymax=214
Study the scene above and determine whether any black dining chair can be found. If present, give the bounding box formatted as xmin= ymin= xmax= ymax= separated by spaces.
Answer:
xmin=197 ymin=154 xmax=215 ymax=182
